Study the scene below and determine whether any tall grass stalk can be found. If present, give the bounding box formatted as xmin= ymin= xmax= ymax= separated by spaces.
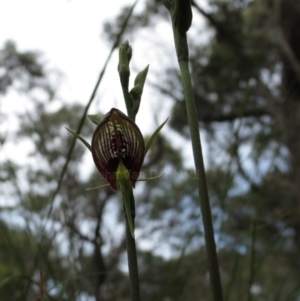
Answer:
xmin=23 ymin=1 xmax=138 ymax=298
xmin=163 ymin=1 xmax=224 ymax=300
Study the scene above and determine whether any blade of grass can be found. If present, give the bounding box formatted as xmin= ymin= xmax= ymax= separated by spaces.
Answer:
xmin=23 ymin=1 xmax=138 ymax=298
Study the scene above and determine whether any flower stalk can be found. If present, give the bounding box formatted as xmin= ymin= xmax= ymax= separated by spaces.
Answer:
xmin=163 ymin=1 xmax=224 ymax=301
xmin=67 ymin=39 xmax=167 ymax=301
xmin=117 ymin=41 xmax=141 ymax=301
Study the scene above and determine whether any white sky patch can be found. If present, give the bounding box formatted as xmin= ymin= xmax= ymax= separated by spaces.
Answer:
xmin=0 ymin=0 xmax=208 ymax=173
xmin=1 ymin=0 xmax=131 ymax=104
xmin=0 ymin=0 xmax=234 ymax=262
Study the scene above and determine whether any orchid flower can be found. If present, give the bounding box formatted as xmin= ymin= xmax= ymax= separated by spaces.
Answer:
xmin=66 ymin=108 xmax=167 ymax=237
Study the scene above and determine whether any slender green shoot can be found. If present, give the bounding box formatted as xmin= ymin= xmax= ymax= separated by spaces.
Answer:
xmin=162 ymin=1 xmax=224 ymax=301
xmin=24 ymin=1 xmax=138 ymax=298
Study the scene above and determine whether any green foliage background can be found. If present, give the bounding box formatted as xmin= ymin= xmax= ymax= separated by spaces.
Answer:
xmin=1 ymin=0 xmax=300 ymax=300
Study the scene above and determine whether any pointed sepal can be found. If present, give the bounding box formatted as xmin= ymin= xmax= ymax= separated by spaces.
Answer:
xmin=130 ymin=65 xmax=149 ymax=115
xmin=66 ymin=128 xmax=92 ymax=152
xmin=88 ymin=114 xmax=104 ymax=125
xmin=145 ymin=117 xmax=169 ymax=156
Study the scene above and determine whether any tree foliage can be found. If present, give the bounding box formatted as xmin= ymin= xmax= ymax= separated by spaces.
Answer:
xmin=1 ymin=0 xmax=300 ymax=300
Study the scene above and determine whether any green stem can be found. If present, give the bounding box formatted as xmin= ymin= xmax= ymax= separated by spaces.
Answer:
xmin=24 ymin=2 xmax=139 ymax=298
xmin=124 ymin=190 xmax=141 ymax=301
xmin=179 ymin=55 xmax=224 ymax=301
xmin=168 ymin=6 xmax=224 ymax=301
xmin=119 ymin=40 xmax=141 ymax=300
xmin=121 ymin=82 xmax=134 ymax=121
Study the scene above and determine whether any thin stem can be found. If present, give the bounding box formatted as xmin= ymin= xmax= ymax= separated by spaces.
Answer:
xmin=119 ymin=39 xmax=141 ymax=300
xmin=247 ymin=219 xmax=257 ymax=301
xmin=178 ymin=51 xmax=224 ymax=301
xmin=165 ymin=2 xmax=224 ymax=300
xmin=124 ymin=190 xmax=141 ymax=301
xmin=121 ymin=84 xmax=135 ymax=121
xmin=24 ymin=1 xmax=138 ymax=298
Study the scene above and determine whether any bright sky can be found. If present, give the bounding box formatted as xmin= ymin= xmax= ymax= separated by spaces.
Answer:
xmin=0 ymin=1 xmax=195 ymax=200
xmin=1 ymin=0 xmax=130 ymax=109
xmin=1 ymin=0 xmax=204 ymax=170
xmin=0 ymin=0 xmax=183 ymax=139
xmin=0 ymin=2 xmax=172 ymax=267
xmin=0 ymin=2 xmax=253 ymax=280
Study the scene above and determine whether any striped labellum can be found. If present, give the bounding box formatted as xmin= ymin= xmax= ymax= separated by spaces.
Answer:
xmin=92 ymin=108 xmax=145 ymax=190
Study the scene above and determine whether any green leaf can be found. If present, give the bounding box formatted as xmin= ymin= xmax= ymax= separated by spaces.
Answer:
xmin=130 ymin=65 xmax=150 ymax=115
xmin=88 ymin=114 xmax=104 ymax=125
xmin=145 ymin=117 xmax=169 ymax=156
xmin=133 ymin=65 xmax=149 ymax=89
xmin=66 ymin=128 xmax=92 ymax=152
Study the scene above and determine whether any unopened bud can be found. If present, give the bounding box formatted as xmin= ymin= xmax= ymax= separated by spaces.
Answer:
xmin=118 ymin=41 xmax=131 ymax=87
xmin=172 ymin=0 xmax=193 ymax=35
xmin=130 ymin=65 xmax=149 ymax=115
